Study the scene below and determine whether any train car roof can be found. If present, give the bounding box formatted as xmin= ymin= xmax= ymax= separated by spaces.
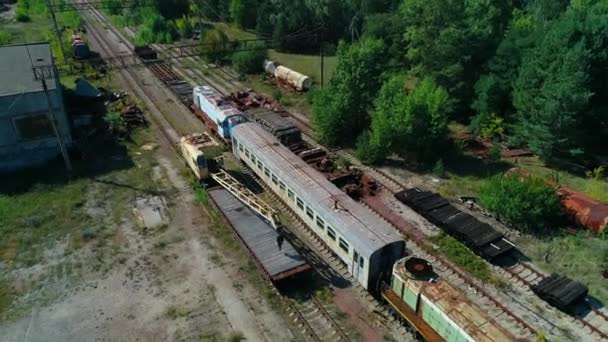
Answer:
xmin=233 ymin=123 xmax=403 ymax=257
xmin=393 ymin=259 xmax=516 ymax=341
xmin=194 ymin=85 xmax=243 ymax=118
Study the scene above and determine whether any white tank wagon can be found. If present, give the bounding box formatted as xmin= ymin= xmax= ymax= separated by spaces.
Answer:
xmin=264 ymin=59 xmax=312 ymax=91
xmin=232 ymin=123 xmax=405 ymax=290
xmin=180 ymin=132 xmax=223 ymax=180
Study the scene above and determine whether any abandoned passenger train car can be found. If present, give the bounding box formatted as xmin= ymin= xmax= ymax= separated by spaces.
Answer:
xmin=232 ymin=123 xmax=405 ymax=290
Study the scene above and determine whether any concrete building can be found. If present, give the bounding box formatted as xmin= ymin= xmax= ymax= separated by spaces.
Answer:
xmin=0 ymin=42 xmax=71 ymax=172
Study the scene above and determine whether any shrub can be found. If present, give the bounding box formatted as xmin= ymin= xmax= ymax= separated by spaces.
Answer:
xmin=201 ymin=29 xmax=229 ymax=63
xmin=356 ymin=131 xmax=385 ymax=165
xmin=16 ymin=10 xmax=30 ymax=22
xmin=193 ymin=184 xmax=208 ymax=205
xmin=231 ymin=49 xmax=266 ymax=75
xmin=103 ymin=111 xmax=127 ymax=136
xmin=489 ymin=144 xmax=501 ymax=161
xmin=432 ymin=159 xmax=445 ymax=178
xmin=429 ymin=233 xmax=497 ymax=284
xmin=478 ymin=172 xmax=562 ymax=233
xmin=0 ymin=30 xmax=11 ymax=46
xmin=175 ymin=16 xmax=193 ymax=38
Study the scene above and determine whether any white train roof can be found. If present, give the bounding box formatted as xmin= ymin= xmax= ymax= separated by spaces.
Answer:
xmin=233 ymin=123 xmax=403 ymax=257
xmin=194 ymin=85 xmax=242 ymax=118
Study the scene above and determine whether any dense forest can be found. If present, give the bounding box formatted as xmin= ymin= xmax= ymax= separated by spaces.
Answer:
xmin=97 ymin=0 xmax=608 ymax=168
xmin=311 ymin=0 xmax=608 ymax=168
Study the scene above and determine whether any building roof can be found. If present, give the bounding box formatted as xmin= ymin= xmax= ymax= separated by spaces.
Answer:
xmin=0 ymin=42 xmax=56 ymax=97
xmin=233 ymin=122 xmax=403 ymax=258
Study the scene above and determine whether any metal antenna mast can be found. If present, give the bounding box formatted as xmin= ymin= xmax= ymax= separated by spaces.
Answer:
xmin=47 ymin=0 xmax=69 ymax=66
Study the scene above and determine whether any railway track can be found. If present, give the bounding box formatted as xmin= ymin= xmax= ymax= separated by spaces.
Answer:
xmin=82 ymin=7 xmax=368 ymax=341
xmin=157 ymin=46 xmax=542 ymax=337
xmin=82 ymin=9 xmax=608 ymax=340
xmin=503 ymin=259 xmax=608 ymax=339
xmin=237 ymin=163 xmax=412 ymax=340
xmin=338 ymin=150 xmax=608 ymax=339
xmin=282 ymin=100 xmax=608 ymax=340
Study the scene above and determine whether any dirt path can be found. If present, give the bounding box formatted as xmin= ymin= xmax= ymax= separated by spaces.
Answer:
xmin=0 ymin=129 xmax=294 ymax=341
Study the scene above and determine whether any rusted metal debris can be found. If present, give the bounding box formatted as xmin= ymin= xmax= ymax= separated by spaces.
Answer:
xmin=120 ymin=104 xmax=147 ymax=129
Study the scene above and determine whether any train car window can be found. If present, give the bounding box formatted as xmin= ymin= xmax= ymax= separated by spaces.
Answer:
xmin=327 ymin=226 xmax=336 ymax=241
xmin=338 ymin=238 xmax=349 ymax=253
xmin=316 ymin=217 xmax=324 ymax=230
xmin=233 ymin=139 xmax=238 ymax=148
xmin=279 ymin=182 xmax=286 ymax=193
xmin=306 ymin=206 xmax=314 ymax=220
xmin=271 ymin=174 xmax=278 ymax=185
xmin=264 ymin=167 xmax=270 ymax=177
xmin=288 ymin=189 xmax=295 ymax=202
xmin=296 ymin=198 xmax=304 ymax=210
xmin=251 ymin=155 xmax=257 ymax=164
xmin=359 ymin=256 xmax=364 ymax=268
xmin=257 ymin=160 xmax=263 ymax=169
xmin=239 ymin=144 xmax=244 ymax=152
xmin=244 ymin=149 xmax=250 ymax=158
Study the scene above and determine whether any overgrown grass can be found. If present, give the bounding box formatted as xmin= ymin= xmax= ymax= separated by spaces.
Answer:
xmin=205 ymin=20 xmax=257 ymax=41
xmin=428 ymin=233 xmax=505 ymax=287
xmin=0 ymin=280 xmax=14 ymax=320
xmin=441 ymin=123 xmax=608 ymax=202
xmin=519 ymin=232 xmax=608 ymax=305
xmin=0 ymin=30 xmax=11 ymax=45
xmin=0 ymin=179 xmax=88 ymax=266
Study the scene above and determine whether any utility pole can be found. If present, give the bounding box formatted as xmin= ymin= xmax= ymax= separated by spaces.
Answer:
xmin=47 ymin=0 xmax=69 ymax=66
xmin=41 ymin=77 xmax=73 ymax=176
xmin=198 ymin=0 xmax=204 ymax=44
xmin=319 ymin=31 xmax=324 ymax=88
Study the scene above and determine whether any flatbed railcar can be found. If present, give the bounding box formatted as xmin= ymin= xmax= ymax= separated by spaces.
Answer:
xmin=232 ymin=122 xmax=405 ymax=290
xmin=532 ymin=274 xmax=588 ymax=312
xmin=209 ymin=188 xmax=311 ymax=281
xmin=395 ymin=188 xmax=514 ymax=260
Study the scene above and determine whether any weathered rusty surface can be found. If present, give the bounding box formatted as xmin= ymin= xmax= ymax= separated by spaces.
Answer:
xmin=393 ymin=260 xmax=516 ymax=342
xmin=361 ymin=189 xmax=537 ymax=336
xmin=382 ymin=285 xmax=444 ymax=342
xmin=558 ymin=187 xmax=608 ymax=234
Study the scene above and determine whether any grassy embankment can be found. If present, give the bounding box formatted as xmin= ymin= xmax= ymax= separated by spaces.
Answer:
xmin=419 ymin=123 xmax=608 ymax=305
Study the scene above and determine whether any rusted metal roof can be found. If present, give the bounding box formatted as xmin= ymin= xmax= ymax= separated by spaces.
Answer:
xmin=232 ymin=122 xmax=403 ymax=258
xmin=393 ymin=260 xmax=515 ymax=342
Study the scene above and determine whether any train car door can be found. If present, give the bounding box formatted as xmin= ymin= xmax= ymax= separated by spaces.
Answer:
xmin=352 ymin=250 xmax=360 ymax=279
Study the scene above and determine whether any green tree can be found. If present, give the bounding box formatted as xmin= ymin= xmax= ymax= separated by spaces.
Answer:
xmin=101 ymin=0 xmax=122 ymax=15
xmin=312 ymin=39 xmax=387 ymax=146
xmin=175 ymin=16 xmax=193 ymax=38
xmin=401 ymin=0 xmax=511 ymax=112
xmin=230 ymin=0 xmax=257 ymax=29
xmin=200 ymin=29 xmax=229 ymax=63
xmin=471 ymin=8 xmax=540 ymax=124
xmin=512 ymin=11 xmax=593 ymax=160
xmin=231 ymin=49 xmax=266 ymax=75
xmin=362 ymin=76 xmax=451 ymax=163
xmin=478 ymin=172 xmax=562 ymax=233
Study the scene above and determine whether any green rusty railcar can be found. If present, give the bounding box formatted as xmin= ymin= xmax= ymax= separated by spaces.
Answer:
xmin=383 ymin=257 xmax=515 ymax=342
